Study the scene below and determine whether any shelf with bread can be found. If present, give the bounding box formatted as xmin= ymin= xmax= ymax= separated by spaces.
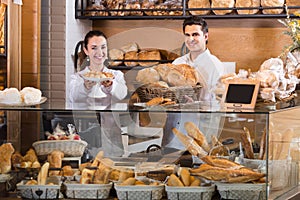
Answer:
xmin=75 ymin=0 xmax=300 ymax=20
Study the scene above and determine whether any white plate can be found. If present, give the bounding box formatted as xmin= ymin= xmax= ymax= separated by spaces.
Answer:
xmin=0 ymin=97 xmax=47 ymax=107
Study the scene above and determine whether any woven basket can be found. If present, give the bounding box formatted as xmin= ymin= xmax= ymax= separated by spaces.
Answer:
xmin=114 ymin=183 xmax=164 ymax=200
xmin=165 ymin=185 xmax=215 ymax=200
xmin=64 ymin=182 xmax=112 ymax=199
xmin=216 ymin=183 xmax=267 ymax=200
xmin=32 ymin=140 xmax=88 ymax=157
xmin=136 ymin=85 xmax=202 ymax=103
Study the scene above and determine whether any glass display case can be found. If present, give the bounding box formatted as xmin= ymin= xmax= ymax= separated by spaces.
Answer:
xmin=0 ymin=96 xmax=300 ymax=200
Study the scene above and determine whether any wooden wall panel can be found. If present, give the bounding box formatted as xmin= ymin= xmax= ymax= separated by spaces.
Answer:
xmin=93 ymin=18 xmax=291 ymax=73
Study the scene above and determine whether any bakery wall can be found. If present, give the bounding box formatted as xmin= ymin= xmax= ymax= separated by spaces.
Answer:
xmin=93 ymin=18 xmax=291 ymax=72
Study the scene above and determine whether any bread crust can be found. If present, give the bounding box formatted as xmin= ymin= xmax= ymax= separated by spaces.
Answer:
xmin=184 ymin=122 xmax=210 ymax=153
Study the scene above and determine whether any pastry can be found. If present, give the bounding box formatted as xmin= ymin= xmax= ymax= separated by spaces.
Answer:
xmin=188 ymin=0 xmax=211 ymax=15
xmin=0 ymin=143 xmax=15 ymax=173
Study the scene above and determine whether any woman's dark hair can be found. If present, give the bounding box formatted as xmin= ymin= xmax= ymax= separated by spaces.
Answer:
xmin=83 ymin=30 xmax=107 ymax=49
xmin=183 ymin=16 xmax=208 ymax=34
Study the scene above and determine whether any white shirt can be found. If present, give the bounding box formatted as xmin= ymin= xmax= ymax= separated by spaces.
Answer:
xmin=68 ymin=66 xmax=128 ymax=109
xmin=172 ymin=49 xmax=225 ymax=101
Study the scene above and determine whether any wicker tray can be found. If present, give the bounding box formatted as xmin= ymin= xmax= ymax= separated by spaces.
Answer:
xmin=63 ymin=182 xmax=112 ymax=199
xmin=136 ymin=85 xmax=202 ymax=103
xmin=32 ymin=140 xmax=88 ymax=157
xmin=114 ymin=183 xmax=164 ymax=200
xmin=165 ymin=184 xmax=215 ymax=200
xmin=216 ymin=183 xmax=268 ymax=200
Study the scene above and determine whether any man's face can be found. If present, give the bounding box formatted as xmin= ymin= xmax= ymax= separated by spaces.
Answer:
xmin=184 ymin=24 xmax=208 ymax=54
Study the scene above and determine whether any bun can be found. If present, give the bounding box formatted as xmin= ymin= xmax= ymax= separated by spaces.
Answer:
xmin=124 ymin=51 xmax=138 ymax=67
xmin=167 ymin=174 xmax=184 ymax=186
xmin=47 ymin=150 xmax=64 ymax=176
xmin=23 ymin=148 xmax=38 ymax=163
xmin=60 ymin=165 xmax=74 ymax=176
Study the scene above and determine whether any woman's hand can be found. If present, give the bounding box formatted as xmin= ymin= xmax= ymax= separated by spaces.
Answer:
xmin=84 ymin=80 xmax=97 ymax=90
xmin=101 ymin=80 xmax=113 ymax=87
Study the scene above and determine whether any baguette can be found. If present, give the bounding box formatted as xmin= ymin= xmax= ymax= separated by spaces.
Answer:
xmin=258 ymin=128 xmax=266 ymax=160
xmin=167 ymin=174 xmax=184 ymax=186
xmin=184 ymin=122 xmax=210 ymax=153
xmin=37 ymin=162 xmax=50 ymax=185
xmin=201 ymin=155 xmax=241 ymax=169
xmin=179 ymin=168 xmax=190 ymax=186
xmin=172 ymin=128 xmax=208 ymax=157
xmin=241 ymin=127 xmax=254 ymax=159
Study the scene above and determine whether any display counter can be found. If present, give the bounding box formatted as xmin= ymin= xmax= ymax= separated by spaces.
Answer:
xmin=0 ymin=95 xmax=300 ymax=200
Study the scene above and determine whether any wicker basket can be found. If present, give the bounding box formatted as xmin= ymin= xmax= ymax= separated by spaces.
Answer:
xmin=32 ymin=140 xmax=88 ymax=157
xmin=165 ymin=185 xmax=215 ymax=200
xmin=136 ymin=85 xmax=202 ymax=103
xmin=216 ymin=183 xmax=268 ymax=200
xmin=114 ymin=183 xmax=164 ymax=200
xmin=63 ymin=182 xmax=112 ymax=199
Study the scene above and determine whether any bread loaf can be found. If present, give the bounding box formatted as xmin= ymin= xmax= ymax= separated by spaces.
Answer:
xmin=188 ymin=0 xmax=211 ymax=15
xmin=286 ymin=0 xmax=300 ymax=13
xmin=0 ymin=143 xmax=15 ymax=174
xmin=20 ymin=87 xmax=42 ymax=104
xmin=38 ymin=162 xmax=50 ymax=185
xmin=109 ymin=48 xmax=124 ymax=66
xmin=261 ymin=0 xmax=284 ymax=14
xmin=47 ymin=150 xmax=64 ymax=176
xmin=136 ymin=68 xmax=160 ymax=84
xmin=184 ymin=122 xmax=210 ymax=153
xmin=211 ymin=0 xmax=235 ymax=15
xmin=124 ymin=51 xmax=138 ymax=67
xmin=0 ymin=88 xmax=22 ymax=105
xmin=138 ymin=49 xmax=161 ymax=67
xmin=236 ymin=0 xmax=260 ymax=14
xmin=120 ymin=42 xmax=139 ymax=53
xmin=241 ymin=127 xmax=255 ymax=159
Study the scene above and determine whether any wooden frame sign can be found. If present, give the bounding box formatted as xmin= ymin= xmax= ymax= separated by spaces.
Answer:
xmin=221 ymin=79 xmax=260 ymax=110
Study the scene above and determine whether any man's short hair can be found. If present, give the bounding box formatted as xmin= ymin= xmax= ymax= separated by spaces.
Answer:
xmin=183 ymin=16 xmax=208 ymax=34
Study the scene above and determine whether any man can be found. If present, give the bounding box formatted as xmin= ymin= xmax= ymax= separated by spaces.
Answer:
xmin=173 ymin=16 xmax=225 ymax=101
xmin=164 ymin=16 xmax=226 ymax=152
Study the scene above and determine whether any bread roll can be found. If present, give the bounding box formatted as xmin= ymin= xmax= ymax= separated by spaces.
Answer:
xmin=136 ymin=68 xmax=160 ymax=84
xmin=211 ymin=0 xmax=235 ymax=15
xmin=261 ymin=0 xmax=284 ymax=14
xmin=11 ymin=151 xmax=24 ymax=168
xmin=236 ymin=0 xmax=260 ymax=14
xmin=23 ymin=148 xmax=38 ymax=163
xmin=138 ymin=49 xmax=161 ymax=67
xmin=109 ymin=48 xmax=124 ymax=66
xmin=188 ymin=0 xmax=211 ymax=15
xmin=167 ymin=174 xmax=184 ymax=186
xmin=47 ymin=150 xmax=64 ymax=176
xmin=0 ymin=143 xmax=15 ymax=174
xmin=80 ymin=168 xmax=95 ymax=184
xmin=60 ymin=165 xmax=74 ymax=176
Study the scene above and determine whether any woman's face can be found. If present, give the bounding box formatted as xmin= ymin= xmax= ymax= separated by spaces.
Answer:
xmin=184 ymin=24 xmax=208 ymax=54
xmin=84 ymin=35 xmax=108 ymax=67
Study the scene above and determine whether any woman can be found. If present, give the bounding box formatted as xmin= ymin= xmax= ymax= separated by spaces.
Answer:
xmin=69 ymin=30 xmax=128 ymax=109
xmin=68 ymin=30 xmax=127 ymax=157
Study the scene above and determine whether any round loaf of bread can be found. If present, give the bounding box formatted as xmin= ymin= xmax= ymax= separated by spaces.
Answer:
xmin=188 ymin=0 xmax=211 ymax=15
xmin=109 ymin=48 xmax=124 ymax=66
xmin=124 ymin=51 xmax=138 ymax=67
xmin=261 ymin=0 xmax=284 ymax=14
xmin=136 ymin=68 xmax=160 ymax=84
xmin=0 ymin=88 xmax=22 ymax=105
xmin=211 ymin=0 xmax=235 ymax=15
xmin=236 ymin=0 xmax=260 ymax=14
xmin=20 ymin=87 xmax=42 ymax=104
